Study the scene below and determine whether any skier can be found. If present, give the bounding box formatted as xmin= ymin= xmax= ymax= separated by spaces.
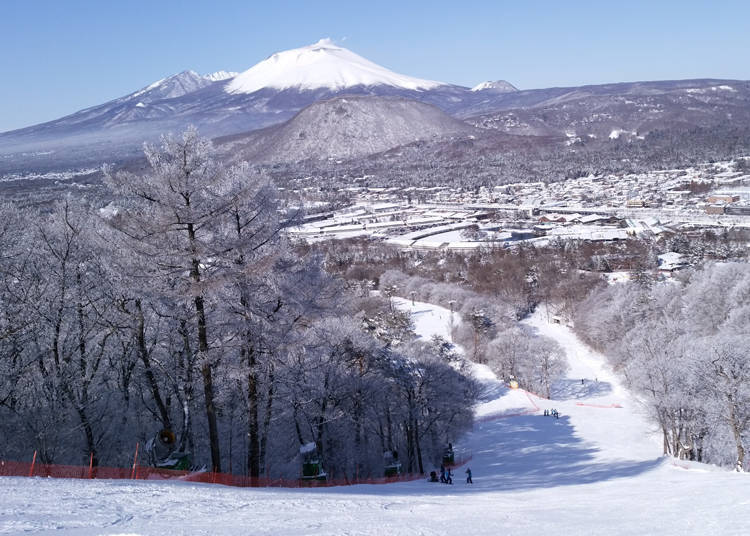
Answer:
xmin=440 ymin=464 xmax=446 ymax=483
xmin=446 ymin=467 xmax=453 ymax=484
xmin=465 ymin=467 xmax=473 ymax=484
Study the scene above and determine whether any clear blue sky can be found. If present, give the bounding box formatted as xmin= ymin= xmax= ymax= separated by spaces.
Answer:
xmin=1 ymin=0 xmax=748 ymax=132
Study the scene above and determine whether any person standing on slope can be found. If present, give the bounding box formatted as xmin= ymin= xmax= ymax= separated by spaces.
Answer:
xmin=465 ymin=467 xmax=472 ymax=484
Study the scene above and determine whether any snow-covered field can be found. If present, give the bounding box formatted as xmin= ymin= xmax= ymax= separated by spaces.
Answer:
xmin=1 ymin=301 xmax=747 ymax=535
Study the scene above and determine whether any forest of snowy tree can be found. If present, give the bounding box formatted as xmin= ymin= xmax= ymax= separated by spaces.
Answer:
xmin=321 ymin=235 xmax=749 ymax=470
xmin=268 ymin=124 xmax=750 ymax=191
xmin=377 ymin=270 xmax=568 ymax=399
xmin=1 ymin=127 xmax=748 ymax=477
xmin=572 ymin=263 xmax=750 ymax=469
xmin=0 ymin=129 xmax=476 ymax=479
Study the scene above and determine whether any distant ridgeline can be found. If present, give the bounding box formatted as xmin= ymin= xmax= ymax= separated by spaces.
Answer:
xmin=1 ymin=38 xmax=749 ymax=192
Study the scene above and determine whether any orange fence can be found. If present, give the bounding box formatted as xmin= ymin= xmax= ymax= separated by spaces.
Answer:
xmin=0 ymin=457 xmax=448 ymax=489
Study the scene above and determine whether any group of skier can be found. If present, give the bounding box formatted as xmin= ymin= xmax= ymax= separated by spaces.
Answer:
xmin=429 ymin=442 xmax=472 ymax=484
xmin=431 ymin=464 xmax=472 ymax=484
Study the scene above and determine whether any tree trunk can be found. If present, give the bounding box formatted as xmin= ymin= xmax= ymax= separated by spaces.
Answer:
xmin=135 ymin=300 xmax=171 ymax=429
xmin=194 ymin=290 xmax=221 ymax=472
xmin=178 ymin=321 xmax=193 ymax=454
xmin=404 ymin=419 xmax=414 ymax=473
xmin=75 ymin=404 xmax=98 ymax=466
xmin=353 ymin=392 xmax=363 ymax=479
xmin=260 ymin=362 xmax=275 ymax=475
xmin=293 ymin=401 xmax=305 ymax=446
xmin=188 ymin=220 xmax=221 ymax=473
xmin=316 ymin=369 xmax=331 ymax=457
xmin=414 ymin=417 xmax=424 ymax=474
xmin=404 ymin=390 xmax=415 ymax=473
xmin=727 ymin=395 xmax=746 ymax=470
xmin=386 ymin=406 xmax=393 ymax=451
xmin=201 ymin=360 xmax=221 ymax=472
xmin=246 ymin=347 xmax=260 ymax=478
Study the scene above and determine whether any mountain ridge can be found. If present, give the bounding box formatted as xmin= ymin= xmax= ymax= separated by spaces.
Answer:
xmin=1 ymin=38 xmax=749 ymax=178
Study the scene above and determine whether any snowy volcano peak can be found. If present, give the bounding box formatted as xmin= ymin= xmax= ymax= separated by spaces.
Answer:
xmin=471 ymin=80 xmax=518 ymax=93
xmin=306 ymin=37 xmax=341 ymax=51
xmin=226 ymin=38 xmax=445 ymax=94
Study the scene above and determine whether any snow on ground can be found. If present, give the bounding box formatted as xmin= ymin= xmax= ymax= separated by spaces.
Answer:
xmin=603 ymin=270 xmax=631 ymax=284
xmin=391 ymin=297 xmax=461 ymax=345
xmin=522 ymin=308 xmax=660 ymax=462
xmin=1 ymin=301 xmax=748 ymax=535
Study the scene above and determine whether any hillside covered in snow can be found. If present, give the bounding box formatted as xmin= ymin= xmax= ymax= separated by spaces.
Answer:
xmin=219 ymin=95 xmax=475 ymax=163
xmin=1 ymin=300 xmax=747 ymax=535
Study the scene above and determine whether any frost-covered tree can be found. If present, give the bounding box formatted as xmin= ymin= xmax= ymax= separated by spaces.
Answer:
xmin=523 ymin=337 xmax=567 ymax=399
xmin=695 ymin=335 xmax=750 ymax=469
xmin=105 ymin=127 xmax=300 ymax=471
xmin=387 ymin=340 xmax=477 ymax=474
xmin=486 ymin=328 xmax=567 ymax=397
xmin=0 ymin=132 xmax=487 ymax=479
xmin=0 ymin=200 xmax=121 ymax=465
xmin=574 ymin=262 xmax=750 ymax=468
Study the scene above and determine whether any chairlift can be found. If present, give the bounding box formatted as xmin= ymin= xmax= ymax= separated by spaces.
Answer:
xmin=383 ymin=450 xmax=402 ymax=477
xmin=300 ymin=442 xmax=327 ymax=482
xmin=145 ymin=428 xmax=191 ymax=471
xmin=442 ymin=442 xmax=455 ymax=466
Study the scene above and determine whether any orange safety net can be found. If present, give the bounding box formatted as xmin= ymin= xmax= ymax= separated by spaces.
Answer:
xmin=0 ymin=458 xmax=447 ymax=488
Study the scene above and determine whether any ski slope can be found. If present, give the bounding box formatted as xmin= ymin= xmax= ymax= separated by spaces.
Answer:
xmin=1 ymin=301 xmax=748 ymax=535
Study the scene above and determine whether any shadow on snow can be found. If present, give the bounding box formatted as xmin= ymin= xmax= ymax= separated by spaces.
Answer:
xmin=458 ymin=414 xmax=660 ymax=492
xmin=551 ymin=378 xmax=613 ymax=400
xmin=315 ymin=413 xmax=659 ymax=497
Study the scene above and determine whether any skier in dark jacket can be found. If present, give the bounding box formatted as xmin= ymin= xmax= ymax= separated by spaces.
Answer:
xmin=465 ymin=467 xmax=472 ymax=484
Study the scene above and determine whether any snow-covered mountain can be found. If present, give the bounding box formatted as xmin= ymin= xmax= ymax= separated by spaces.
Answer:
xmin=0 ymin=39 xmax=470 ymax=161
xmin=204 ymin=70 xmax=239 ymax=82
xmin=2 ymin=37 xmax=749 ymax=178
xmin=464 ymin=80 xmax=750 ymax=139
xmin=39 ymin=70 xmax=216 ymax=128
xmin=0 ymin=70 xmax=225 ymax=152
xmin=227 ymin=38 xmax=444 ymax=94
xmin=220 ymin=95 xmax=475 ymax=163
xmin=471 ymin=80 xmax=518 ymax=93
xmin=126 ymin=70 xmax=215 ymax=102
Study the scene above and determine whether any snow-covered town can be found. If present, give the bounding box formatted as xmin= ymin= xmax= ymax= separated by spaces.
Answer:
xmin=291 ymin=159 xmax=750 ymax=255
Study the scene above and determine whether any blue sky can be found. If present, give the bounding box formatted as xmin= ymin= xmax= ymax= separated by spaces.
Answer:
xmin=1 ymin=0 xmax=748 ymax=132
